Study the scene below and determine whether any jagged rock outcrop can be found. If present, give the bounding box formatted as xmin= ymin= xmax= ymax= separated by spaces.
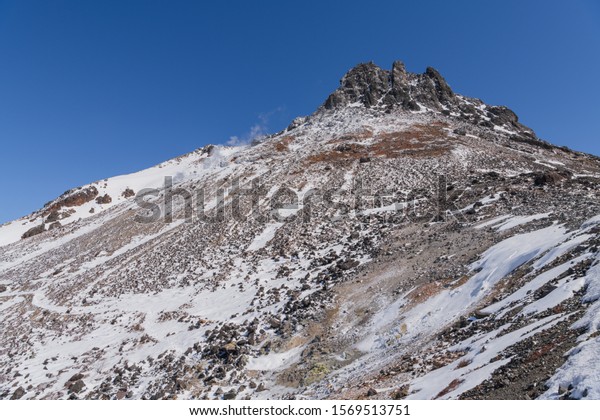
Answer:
xmin=96 ymin=194 xmax=112 ymax=204
xmin=322 ymin=61 xmax=457 ymax=112
xmin=44 ymin=186 xmax=99 ymax=214
xmin=320 ymin=61 xmax=539 ymax=145
xmin=122 ymin=188 xmax=135 ymax=198
xmin=323 ymin=62 xmax=390 ymax=109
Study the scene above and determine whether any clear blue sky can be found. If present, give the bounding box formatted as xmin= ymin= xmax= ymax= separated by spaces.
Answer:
xmin=1 ymin=0 xmax=599 ymax=223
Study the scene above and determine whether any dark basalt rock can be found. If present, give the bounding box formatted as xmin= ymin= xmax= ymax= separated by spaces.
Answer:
xmin=45 ymin=186 xmax=99 ymax=214
xmin=68 ymin=373 xmax=84 ymax=383
xmin=323 ymin=62 xmax=390 ymax=109
xmin=534 ymin=170 xmax=572 ymax=186
xmin=69 ymin=379 xmax=86 ymax=394
xmin=21 ymin=223 xmax=45 ymax=239
xmin=122 ymin=188 xmax=135 ymax=198
xmin=201 ymin=144 xmax=215 ymax=157
xmin=46 ymin=210 xmax=60 ymax=223
xmin=425 ymin=66 xmax=455 ymax=103
xmin=488 ymin=106 xmax=519 ymax=126
xmin=338 ymin=259 xmax=359 ymax=271
xmin=411 ymin=66 xmax=456 ymax=109
xmin=389 ymin=61 xmax=416 ymax=109
xmin=96 ymin=194 xmax=112 ymax=204
xmin=222 ymin=390 xmax=237 ymax=400
xmin=318 ymin=60 xmax=542 ymax=143
xmin=321 ymin=60 xmax=457 ymax=112
xmin=48 ymin=221 xmax=62 ymax=230
xmin=510 ymin=133 xmax=551 ymax=149
xmin=10 ymin=386 xmax=25 ymax=400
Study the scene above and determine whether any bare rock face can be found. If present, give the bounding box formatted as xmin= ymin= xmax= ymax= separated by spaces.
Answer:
xmin=45 ymin=209 xmax=74 ymax=223
xmin=21 ymin=223 xmax=45 ymax=239
xmin=68 ymin=380 xmax=86 ymax=394
xmin=425 ymin=67 xmax=455 ymax=103
xmin=122 ymin=188 xmax=135 ymax=198
xmin=322 ymin=61 xmax=457 ymax=112
xmin=389 ymin=61 xmax=419 ymax=110
xmin=96 ymin=194 xmax=112 ymax=204
xmin=46 ymin=210 xmax=60 ymax=223
xmin=64 ymin=373 xmax=86 ymax=395
xmin=318 ymin=61 xmax=542 ymax=147
xmin=48 ymin=221 xmax=62 ymax=230
xmin=323 ymin=62 xmax=390 ymax=109
xmin=201 ymin=144 xmax=215 ymax=157
xmin=534 ymin=170 xmax=572 ymax=186
xmin=67 ymin=373 xmax=84 ymax=383
xmin=10 ymin=387 xmax=25 ymax=400
xmin=44 ymin=186 xmax=99 ymax=214
xmin=487 ymin=106 xmax=519 ymax=126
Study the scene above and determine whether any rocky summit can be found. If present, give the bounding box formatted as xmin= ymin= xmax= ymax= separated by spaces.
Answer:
xmin=2 ymin=61 xmax=600 ymax=400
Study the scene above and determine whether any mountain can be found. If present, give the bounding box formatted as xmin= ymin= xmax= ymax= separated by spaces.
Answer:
xmin=2 ymin=61 xmax=600 ymax=400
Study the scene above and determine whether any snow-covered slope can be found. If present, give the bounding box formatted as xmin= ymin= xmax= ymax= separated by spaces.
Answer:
xmin=2 ymin=61 xmax=600 ymax=400
xmin=0 ymin=145 xmax=243 ymax=248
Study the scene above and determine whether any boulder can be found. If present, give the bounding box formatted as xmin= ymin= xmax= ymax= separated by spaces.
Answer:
xmin=21 ymin=224 xmax=45 ymax=239
xmin=68 ymin=373 xmax=84 ymax=382
xmin=10 ymin=387 xmax=25 ymax=400
xmin=46 ymin=210 xmax=60 ymax=223
xmin=392 ymin=384 xmax=410 ymax=399
xmin=322 ymin=61 xmax=455 ymax=111
xmin=534 ymin=170 xmax=571 ymax=186
xmin=68 ymin=379 xmax=86 ymax=394
xmin=424 ymin=66 xmax=454 ymax=104
xmin=96 ymin=194 xmax=112 ymax=204
xmin=49 ymin=221 xmax=62 ymax=230
xmin=223 ymin=390 xmax=237 ymax=400
xmin=121 ymin=188 xmax=135 ymax=198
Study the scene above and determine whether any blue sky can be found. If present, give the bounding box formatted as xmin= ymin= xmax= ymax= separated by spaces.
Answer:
xmin=0 ymin=0 xmax=599 ymax=223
